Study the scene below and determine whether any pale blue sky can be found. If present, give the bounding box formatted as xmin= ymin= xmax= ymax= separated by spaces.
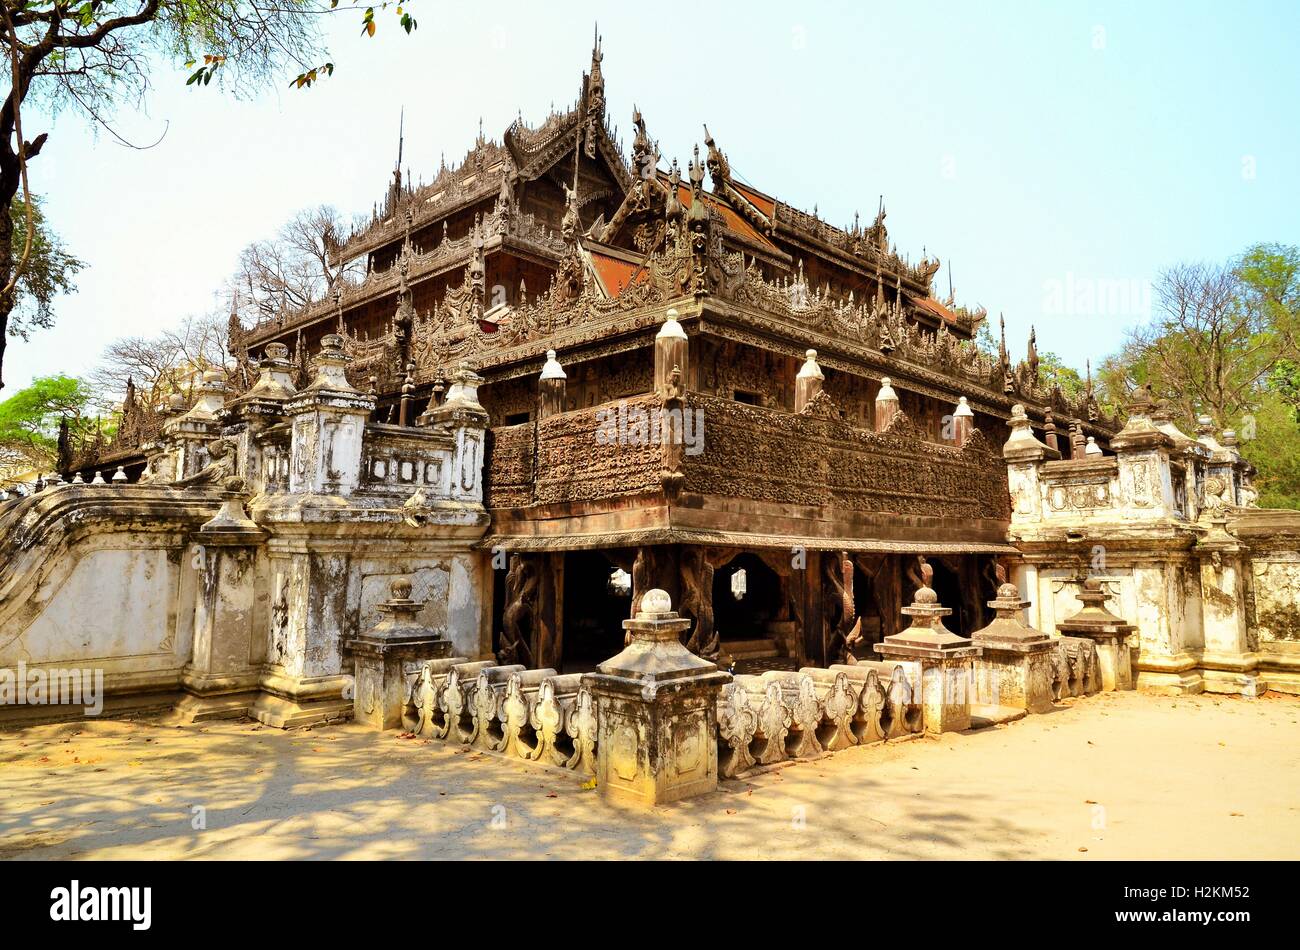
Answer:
xmin=13 ymin=0 xmax=1300 ymax=392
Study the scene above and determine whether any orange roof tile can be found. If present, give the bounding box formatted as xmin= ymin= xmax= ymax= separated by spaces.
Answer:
xmin=910 ymin=295 xmax=961 ymax=326
xmin=589 ymin=251 xmax=649 ymax=297
xmin=674 ymin=183 xmax=779 ymax=254
xmin=732 ymin=182 xmax=776 ymax=220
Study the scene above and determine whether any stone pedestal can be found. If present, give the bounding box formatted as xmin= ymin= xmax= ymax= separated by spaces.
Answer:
xmin=874 ymin=562 xmax=981 ymax=734
xmin=971 ymin=577 xmax=1056 ymax=714
xmin=1056 ymin=578 xmax=1136 ymax=691
xmin=174 ymin=479 xmax=266 ymax=722
xmin=582 ymin=589 xmax=730 ymax=806
xmin=344 ymin=578 xmax=451 ymax=730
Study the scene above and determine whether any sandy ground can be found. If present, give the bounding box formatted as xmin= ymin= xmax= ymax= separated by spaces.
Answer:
xmin=0 ymin=690 xmax=1297 ymax=860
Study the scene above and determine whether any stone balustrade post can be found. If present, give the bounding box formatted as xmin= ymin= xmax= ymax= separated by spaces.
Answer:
xmin=174 ymin=477 xmax=267 ymax=722
xmin=582 ymin=589 xmax=730 ymax=805
xmin=419 ymin=360 xmax=490 ymax=503
xmin=155 ymin=369 xmax=229 ymax=483
xmin=344 ymin=577 xmax=453 ymax=730
xmin=1002 ymin=404 xmax=1058 ymax=526
xmin=1055 ymin=578 xmax=1136 ymax=691
xmin=875 ymin=560 xmax=981 ymax=733
xmin=222 ymin=342 xmax=297 ymax=494
xmin=971 ymin=574 xmax=1056 ymax=713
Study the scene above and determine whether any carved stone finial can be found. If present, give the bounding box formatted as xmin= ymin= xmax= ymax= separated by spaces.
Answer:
xmin=639 ymin=588 xmax=672 ymax=617
xmin=389 ymin=576 xmax=414 ymax=603
xmin=303 ymin=333 xmax=359 ymax=395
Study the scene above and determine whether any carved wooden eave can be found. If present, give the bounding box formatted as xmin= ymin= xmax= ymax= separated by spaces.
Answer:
xmin=332 ymin=139 xmax=515 ymax=266
xmin=507 ymin=110 xmax=633 ymax=197
xmin=428 ymin=300 xmax=679 ymax=388
xmin=772 ymin=203 xmax=934 ymax=298
xmin=693 ymin=301 xmax=1007 ymax=419
xmin=477 ymin=525 xmax=1020 ymax=554
xmin=693 ymin=299 xmax=1112 ymax=439
xmin=246 ymin=212 xmax=571 ymax=350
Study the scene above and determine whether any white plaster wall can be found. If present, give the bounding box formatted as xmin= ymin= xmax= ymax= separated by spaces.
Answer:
xmin=446 ymin=553 xmax=486 ymax=658
xmin=3 ymin=547 xmax=180 ymax=667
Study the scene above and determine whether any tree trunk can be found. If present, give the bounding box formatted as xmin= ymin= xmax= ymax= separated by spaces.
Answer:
xmin=0 ymin=189 xmax=14 ymax=392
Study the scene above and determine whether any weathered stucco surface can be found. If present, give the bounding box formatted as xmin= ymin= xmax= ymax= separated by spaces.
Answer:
xmin=0 ymin=346 xmax=491 ymax=727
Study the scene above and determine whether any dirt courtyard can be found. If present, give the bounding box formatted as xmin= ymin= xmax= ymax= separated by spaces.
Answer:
xmin=1 ymin=689 xmax=1296 ymax=860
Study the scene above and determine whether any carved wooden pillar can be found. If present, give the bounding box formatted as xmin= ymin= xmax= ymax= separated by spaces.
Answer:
xmin=630 ymin=545 xmax=681 ymax=621
xmin=822 ymin=551 xmax=856 ymax=664
xmin=538 ymin=349 xmax=567 ymax=420
xmin=802 ymin=550 xmax=826 ymax=667
xmin=875 ymin=377 xmax=899 ymax=433
xmin=794 ymin=349 xmax=824 ymax=413
xmin=527 ymin=553 xmax=563 ymax=670
xmin=500 ymin=554 xmax=539 ymax=666
xmin=958 ymin=555 xmax=986 ymax=637
xmin=876 ymin=555 xmax=903 ymax=641
xmin=679 ymin=545 xmax=717 ymax=658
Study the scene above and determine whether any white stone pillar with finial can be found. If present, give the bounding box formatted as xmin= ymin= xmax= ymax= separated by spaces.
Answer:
xmin=794 ymin=349 xmax=824 ymax=413
xmin=173 ymin=477 xmax=267 ymax=723
xmin=539 ymin=349 xmax=567 ymax=419
xmin=655 ymin=308 xmax=689 ymax=399
xmin=582 ymin=588 xmax=731 ymax=805
xmin=875 ymin=559 xmax=981 ymax=734
xmin=285 ymin=334 xmax=376 ymax=496
xmin=874 ymin=377 xmax=899 ymax=432
xmin=951 ymin=395 xmax=974 ymax=446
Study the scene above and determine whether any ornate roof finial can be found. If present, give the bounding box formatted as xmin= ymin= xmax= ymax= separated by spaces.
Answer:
xmin=702 ymin=124 xmax=730 ymax=191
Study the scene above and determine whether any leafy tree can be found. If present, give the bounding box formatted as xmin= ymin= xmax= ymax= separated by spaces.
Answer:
xmin=1096 ymin=244 xmax=1300 ymax=507
xmin=7 ymin=193 xmax=81 ymax=340
xmin=0 ymin=372 xmax=90 ymax=475
xmin=0 ymin=0 xmax=418 ymax=391
xmin=1107 ymin=256 xmax=1298 ymax=428
xmin=1241 ymin=390 xmax=1300 ymax=511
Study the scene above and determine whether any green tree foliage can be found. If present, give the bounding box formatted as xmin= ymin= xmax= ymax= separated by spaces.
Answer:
xmin=7 ymin=194 xmax=81 ymax=340
xmin=1240 ymin=390 xmax=1300 ymax=510
xmin=1097 ymin=244 xmax=1300 ymax=508
xmin=0 ymin=0 xmax=416 ymax=390
xmin=0 ymin=373 xmax=90 ymax=473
